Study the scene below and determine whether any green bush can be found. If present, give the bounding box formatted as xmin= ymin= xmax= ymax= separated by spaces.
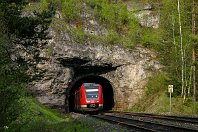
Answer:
xmin=0 ymin=85 xmax=25 ymax=128
xmin=0 ymin=60 xmax=28 ymax=128
xmin=38 ymin=0 xmax=61 ymax=11
xmin=40 ymin=0 xmax=49 ymax=10
xmin=141 ymin=28 xmax=163 ymax=48
xmin=122 ymin=16 xmax=141 ymax=47
xmin=85 ymin=0 xmax=101 ymax=9
xmin=146 ymin=72 xmax=169 ymax=96
xmin=86 ymin=0 xmax=129 ymax=33
xmin=0 ymin=0 xmax=53 ymax=129
xmin=165 ymin=75 xmax=182 ymax=97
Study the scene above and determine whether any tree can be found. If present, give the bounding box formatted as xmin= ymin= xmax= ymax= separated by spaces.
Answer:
xmin=177 ymin=0 xmax=185 ymax=98
xmin=0 ymin=0 xmax=54 ymax=128
xmin=192 ymin=0 xmax=196 ymax=102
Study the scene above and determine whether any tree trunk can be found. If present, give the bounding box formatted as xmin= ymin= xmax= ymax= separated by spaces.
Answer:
xmin=177 ymin=0 xmax=185 ymax=97
xmin=192 ymin=0 xmax=196 ymax=102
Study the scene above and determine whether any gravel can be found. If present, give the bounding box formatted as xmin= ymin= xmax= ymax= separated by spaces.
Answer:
xmin=71 ymin=113 xmax=137 ymax=132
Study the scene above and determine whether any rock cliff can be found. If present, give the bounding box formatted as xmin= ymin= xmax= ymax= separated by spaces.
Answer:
xmin=12 ymin=2 xmax=162 ymax=111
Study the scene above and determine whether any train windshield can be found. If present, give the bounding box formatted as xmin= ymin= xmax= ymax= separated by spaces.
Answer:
xmin=84 ymin=83 xmax=99 ymax=100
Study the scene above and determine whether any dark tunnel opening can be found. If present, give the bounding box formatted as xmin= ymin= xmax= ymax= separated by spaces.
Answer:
xmin=67 ymin=75 xmax=114 ymax=112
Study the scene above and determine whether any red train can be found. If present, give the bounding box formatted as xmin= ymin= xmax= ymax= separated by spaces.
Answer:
xmin=74 ymin=83 xmax=103 ymax=112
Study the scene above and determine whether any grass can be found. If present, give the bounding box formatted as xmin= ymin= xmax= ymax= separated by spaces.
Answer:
xmin=145 ymin=92 xmax=198 ymax=115
xmin=128 ymin=72 xmax=198 ymax=116
xmin=26 ymin=98 xmax=64 ymax=122
xmin=7 ymin=97 xmax=94 ymax=132
xmin=129 ymin=90 xmax=198 ymax=116
xmin=23 ymin=2 xmax=43 ymax=12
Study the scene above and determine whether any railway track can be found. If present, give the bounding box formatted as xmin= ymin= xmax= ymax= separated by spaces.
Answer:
xmin=92 ymin=112 xmax=198 ymax=131
xmin=111 ymin=111 xmax=198 ymax=124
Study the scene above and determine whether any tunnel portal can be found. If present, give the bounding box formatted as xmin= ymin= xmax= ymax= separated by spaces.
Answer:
xmin=67 ymin=75 xmax=114 ymax=112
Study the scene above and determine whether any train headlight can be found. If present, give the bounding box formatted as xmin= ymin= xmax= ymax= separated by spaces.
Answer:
xmin=86 ymin=100 xmax=90 ymax=103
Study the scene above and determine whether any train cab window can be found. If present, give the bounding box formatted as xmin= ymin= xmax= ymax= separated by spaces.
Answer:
xmin=84 ymin=83 xmax=99 ymax=100
xmin=84 ymin=83 xmax=99 ymax=89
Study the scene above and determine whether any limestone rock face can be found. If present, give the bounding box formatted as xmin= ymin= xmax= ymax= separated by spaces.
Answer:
xmin=127 ymin=1 xmax=160 ymax=28
xmin=135 ymin=10 xmax=160 ymax=28
xmin=12 ymin=26 xmax=161 ymax=111
xmin=18 ymin=26 xmax=161 ymax=111
xmin=11 ymin=2 xmax=162 ymax=111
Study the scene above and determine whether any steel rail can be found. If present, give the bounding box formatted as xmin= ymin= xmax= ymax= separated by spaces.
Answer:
xmin=93 ymin=114 xmax=198 ymax=132
xmin=92 ymin=115 xmax=157 ymax=132
xmin=126 ymin=113 xmax=198 ymax=124
xmin=109 ymin=111 xmax=198 ymax=124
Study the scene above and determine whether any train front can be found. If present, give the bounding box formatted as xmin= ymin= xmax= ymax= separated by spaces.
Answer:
xmin=82 ymin=83 xmax=103 ymax=111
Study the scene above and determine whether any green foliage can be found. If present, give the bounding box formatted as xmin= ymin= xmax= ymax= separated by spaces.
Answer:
xmin=0 ymin=0 xmax=55 ymax=129
xmin=0 ymin=10 xmax=29 ymax=127
xmin=47 ymin=46 xmax=53 ymax=56
xmin=85 ymin=0 xmax=101 ymax=9
xmin=39 ymin=0 xmax=81 ymax=22
xmin=191 ymin=34 xmax=198 ymax=40
xmin=18 ymin=120 xmax=93 ymax=132
xmin=128 ymin=72 xmax=169 ymax=112
xmin=61 ymin=0 xmax=81 ymax=22
xmin=0 ymin=85 xmax=26 ymax=128
xmin=40 ymin=0 xmax=49 ymax=10
xmin=165 ymin=76 xmax=181 ymax=96
xmin=122 ymin=0 xmax=198 ymax=113
xmin=0 ymin=0 xmax=27 ymax=36
xmin=146 ymin=72 xmax=169 ymax=95
xmin=71 ymin=27 xmax=87 ymax=43
xmin=141 ymin=28 xmax=163 ymax=48
xmin=41 ymin=0 xmax=62 ymax=10
xmin=49 ymin=0 xmax=62 ymax=9
xmin=0 ymin=0 xmax=54 ymax=46
xmin=147 ymin=95 xmax=198 ymax=115
xmin=7 ymin=98 xmax=94 ymax=132
xmin=85 ymin=0 xmax=141 ymax=47
xmin=130 ymin=89 xmax=198 ymax=115
xmin=0 ymin=42 xmax=29 ymax=128
xmin=124 ymin=17 xmax=141 ymax=46
xmin=92 ymin=1 xmax=129 ymax=30
xmin=103 ymin=33 xmax=120 ymax=44
xmin=87 ymin=31 xmax=121 ymax=46
xmin=143 ymin=0 xmax=198 ymax=100
xmin=0 ymin=15 xmax=8 ymax=47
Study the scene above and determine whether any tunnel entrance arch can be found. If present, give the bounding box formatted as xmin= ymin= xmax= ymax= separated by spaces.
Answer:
xmin=67 ymin=75 xmax=114 ymax=112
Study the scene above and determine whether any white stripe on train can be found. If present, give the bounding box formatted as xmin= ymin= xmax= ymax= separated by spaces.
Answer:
xmin=85 ymin=89 xmax=98 ymax=92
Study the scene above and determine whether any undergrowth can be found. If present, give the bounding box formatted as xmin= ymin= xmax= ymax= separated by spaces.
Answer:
xmin=129 ymin=72 xmax=198 ymax=115
xmin=5 ymin=97 xmax=93 ymax=132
